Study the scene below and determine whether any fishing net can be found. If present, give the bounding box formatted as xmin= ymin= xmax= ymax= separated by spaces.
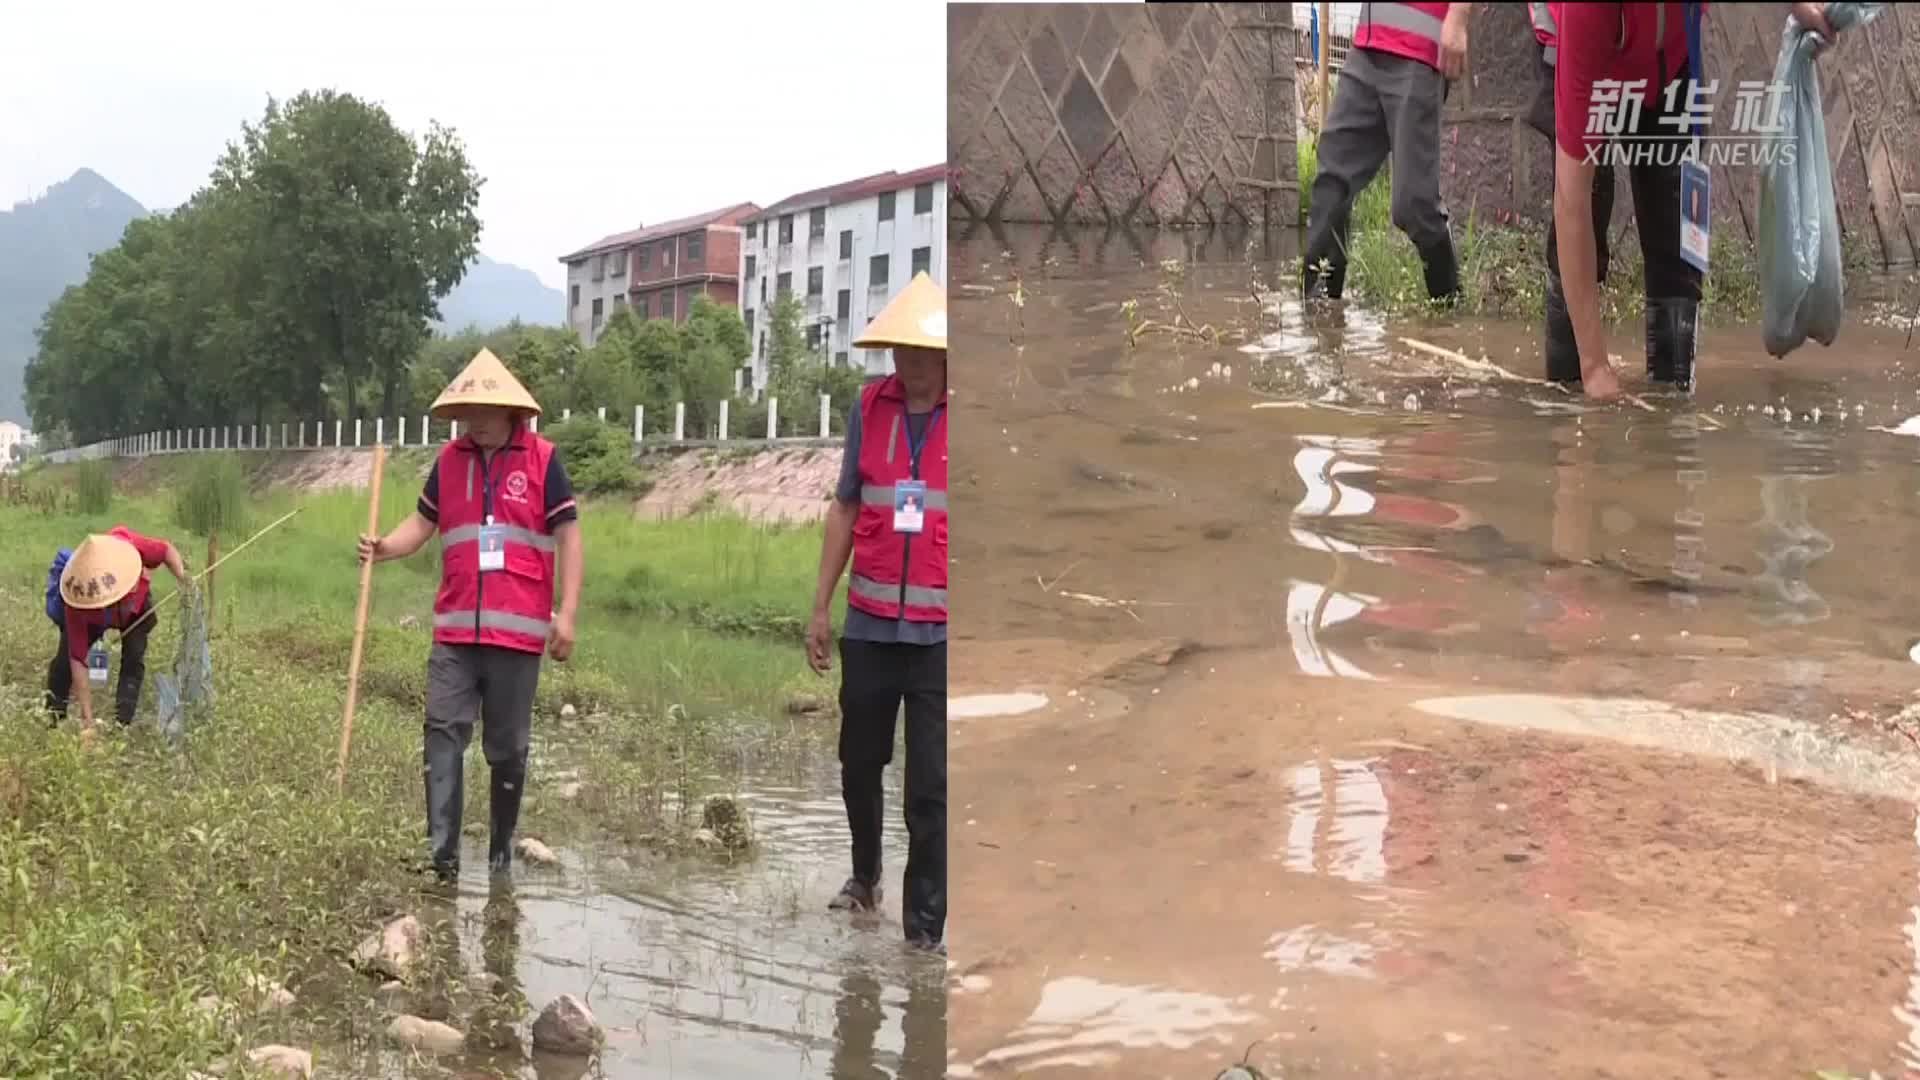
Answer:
xmin=154 ymin=582 xmax=214 ymax=744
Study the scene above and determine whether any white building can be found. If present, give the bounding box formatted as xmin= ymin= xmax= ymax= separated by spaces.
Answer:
xmin=0 ymin=420 xmax=32 ymax=468
xmin=736 ymin=165 xmax=946 ymax=391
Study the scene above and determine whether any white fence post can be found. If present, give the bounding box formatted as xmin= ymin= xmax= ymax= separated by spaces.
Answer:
xmin=597 ymin=406 xmax=606 ymax=422
xmin=819 ymin=393 xmax=830 ymax=438
xmin=562 ymin=408 xmax=571 ymax=422
xmin=634 ymin=404 xmax=644 ymax=443
xmin=719 ymin=400 xmax=730 ymax=441
xmin=530 ymin=414 xmax=539 ymax=434
xmin=420 ymin=415 xmax=428 ymax=446
xmin=334 ymin=420 xmax=342 ymax=447
xmin=376 ymin=417 xmax=384 ymax=445
xmin=251 ymin=425 xmax=258 ymax=449
xmin=674 ymin=402 xmax=685 ymax=441
xmin=450 ymin=420 xmax=459 ymax=441
xmin=398 ymin=416 xmax=406 ymax=446
xmin=768 ymin=397 xmax=778 ymax=439
xmin=354 ymin=419 xmax=363 ymax=447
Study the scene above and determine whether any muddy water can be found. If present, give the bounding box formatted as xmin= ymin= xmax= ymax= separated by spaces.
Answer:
xmin=337 ymin=759 xmax=944 ymax=1079
xmin=950 ymin=223 xmax=1920 ymax=1079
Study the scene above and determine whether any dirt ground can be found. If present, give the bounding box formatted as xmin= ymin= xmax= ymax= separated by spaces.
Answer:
xmin=633 ymin=446 xmax=841 ymax=523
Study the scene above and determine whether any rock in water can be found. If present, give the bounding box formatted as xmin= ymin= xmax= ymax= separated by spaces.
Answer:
xmin=353 ymin=915 xmax=423 ymax=980
xmin=700 ymin=794 xmax=753 ymax=852
xmin=246 ymin=1045 xmax=313 ymax=1077
xmin=387 ymin=1014 xmax=467 ymax=1055
xmin=532 ymin=993 xmax=604 ymax=1056
xmin=515 ymin=837 xmax=559 ymax=866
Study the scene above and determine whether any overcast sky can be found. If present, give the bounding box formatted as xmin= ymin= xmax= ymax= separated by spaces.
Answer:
xmin=0 ymin=0 xmax=946 ymax=291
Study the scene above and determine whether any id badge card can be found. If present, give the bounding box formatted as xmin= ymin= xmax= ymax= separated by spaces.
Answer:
xmin=478 ymin=521 xmax=506 ymax=572
xmin=1679 ymin=159 xmax=1710 ymax=272
xmin=893 ymin=481 xmax=927 ymax=534
xmin=87 ymin=643 xmax=110 ymax=688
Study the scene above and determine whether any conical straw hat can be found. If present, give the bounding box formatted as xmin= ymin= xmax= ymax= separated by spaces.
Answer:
xmin=61 ymin=533 xmax=143 ymax=611
xmin=853 ymin=272 xmax=946 ymax=352
xmin=430 ymin=348 xmax=542 ymax=420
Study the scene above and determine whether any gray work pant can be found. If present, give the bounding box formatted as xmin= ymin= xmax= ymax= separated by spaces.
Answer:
xmin=1304 ymin=47 xmax=1453 ymax=269
xmin=423 ymin=642 xmax=543 ymax=876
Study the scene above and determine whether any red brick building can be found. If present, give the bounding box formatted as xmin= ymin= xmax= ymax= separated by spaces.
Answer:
xmin=559 ymin=201 xmax=759 ymax=343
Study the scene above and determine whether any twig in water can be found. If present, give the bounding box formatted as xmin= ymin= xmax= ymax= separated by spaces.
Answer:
xmin=1037 ymin=559 xmax=1083 ymax=593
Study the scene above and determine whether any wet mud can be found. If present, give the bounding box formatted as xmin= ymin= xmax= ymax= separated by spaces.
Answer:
xmin=949 ymin=223 xmax=1920 ymax=1079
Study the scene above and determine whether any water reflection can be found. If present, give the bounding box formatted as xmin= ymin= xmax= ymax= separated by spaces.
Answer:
xmin=972 ymin=976 xmax=1260 ymax=1072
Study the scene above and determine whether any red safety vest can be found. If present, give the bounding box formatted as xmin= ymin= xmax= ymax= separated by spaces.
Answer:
xmin=431 ymin=425 xmax=558 ymax=655
xmin=1352 ymin=1 xmax=1451 ymax=71
xmin=847 ymin=375 xmax=948 ymax=624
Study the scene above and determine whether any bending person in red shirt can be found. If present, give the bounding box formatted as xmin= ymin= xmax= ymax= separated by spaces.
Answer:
xmin=1549 ymin=1 xmax=1839 ymax=398
xmin=48 ymin=527 xmax=190 ymax=732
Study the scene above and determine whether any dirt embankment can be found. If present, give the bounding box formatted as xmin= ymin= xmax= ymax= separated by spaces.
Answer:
xmin=634 ymin=447 xmax=842 ymax=524
xmin=75 ymin=446 xmax=844 ymax=522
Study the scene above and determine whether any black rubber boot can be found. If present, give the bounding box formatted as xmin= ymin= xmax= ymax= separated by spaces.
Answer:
xmin=1302 ymin=257 xmax=1347 ymax=301
xmin=1419 ymin=235 xmax=1462 ymax=307
xmin=1544 ymin=274 xmax=1583 ymax=385
xmin=423 ymin=739 xmax=465 ymax=883
xmin=1645 ymin=297 xmax=1699 ymax=393
xmin=487 ymin=764 xmax=526 ymax=875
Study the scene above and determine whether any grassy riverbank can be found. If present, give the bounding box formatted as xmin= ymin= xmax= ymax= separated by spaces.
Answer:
xmin=0 ymin=454 xmax=833 ymax=1076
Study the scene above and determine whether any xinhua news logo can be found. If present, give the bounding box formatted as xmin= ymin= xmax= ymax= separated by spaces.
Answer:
xmin=1583 ymin=78 xmax=1797 ymax=168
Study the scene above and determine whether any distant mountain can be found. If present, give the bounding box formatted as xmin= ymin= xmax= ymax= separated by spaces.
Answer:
xmin=0 ymin=169 xmax=149 ymax=423
xmin=434 ymin=253 xmax=564 ymax=332
xmin=0 ymin=169 xmax=560 ymax=425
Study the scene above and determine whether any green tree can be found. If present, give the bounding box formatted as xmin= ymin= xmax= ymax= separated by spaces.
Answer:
xmin=757 ymin=291 xmax=864 ymax=435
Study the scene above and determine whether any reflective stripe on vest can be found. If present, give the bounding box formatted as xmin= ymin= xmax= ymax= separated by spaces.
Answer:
xmin=442 ymin=523 xmax=558 ymax=552
xmin=1353 ymin=2 xmax=1446 ymax=70
xmin=433 ymin=609 xmax=552 ymax=640
xmin=849 ymin=573 xmax=947 ymax=610
xmin=859 ymin=483 xmax=950 ymax=511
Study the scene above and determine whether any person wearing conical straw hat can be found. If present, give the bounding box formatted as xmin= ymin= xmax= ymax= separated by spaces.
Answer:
xmin=45 ymin=526 xmax=190 ymax=737
xmin=804 ymin=271 xmax=948 ymax=954
xmin=357 ymin=348 xmax=584 ymax=884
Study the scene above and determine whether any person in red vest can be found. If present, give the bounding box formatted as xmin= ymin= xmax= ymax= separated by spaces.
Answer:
xmin=1302 ymin=2 xmax=1473 ymax=305
xmin=358 ymin=348 xmax=583 ymax=883
xmin=47 ymin=527 xmax=190 ymax=736
xmin=805 ymin=271 xmax=948 ymax=954
xmin=1548 ymin=1 xmax=1839 ymax=398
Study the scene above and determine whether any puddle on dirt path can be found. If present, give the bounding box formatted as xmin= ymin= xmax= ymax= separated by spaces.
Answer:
xmin=333 ymin=760 xmax=944 ymax=1079
xmin=951 ymin=223 xmax=1920 ymax=1078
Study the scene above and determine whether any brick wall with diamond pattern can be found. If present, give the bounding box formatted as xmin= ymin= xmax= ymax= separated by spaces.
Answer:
xmin=948 ymin=2 xmax=1300 ymax=229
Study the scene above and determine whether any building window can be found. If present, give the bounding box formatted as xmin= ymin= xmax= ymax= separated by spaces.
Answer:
xmin=610 ymin=249 xmax=626 ymax=276
xmin=638 ymin=246 xmax=650 ymax=270
xmin=779 ymin=215 xmax=794 ymax=244
xmin=570 ymin=284 xmax=580 ymax=308
xmin=659 ymin=292 xmax=675 ymax=320
xmin=809 ymin=207 xmax=826 ymax=238
xmin=869 ymin=253 xmax=890 ymax=288
xmin=777 ymin=271 xmax=792 ymax=298
xmin=593 ymin=255 xmax=605 ymax=281
xmin=637 ymin=294 xmax=649 ymax=318
xmin=836 ymin=288 xmax=850 ymax=321
xmin=834 ymin=350 xmax=848 ymax=367
xmin=746 ymin=222 xmax=757 ymax=240
xmin=839 ymin=229 xmax=852 ymax=260
xmin=760 ymin=278 xmax=767 ymax=303
xmin=591 ymin=296 xmax=604 ymax=330
xmin=744 ymin=308 xmax=755 ymax=338
xmin=914 ymin=181 xmax=934 ymax=214
xmin=660 ymin=241 xmax=674 ymax=268
xmin=878 ymin=191 xmax=895 ymax=221
xmin=745 ymin=254 xmax=756 ymax=281
xmin=687 ymin=233 xmax=704 ymax=264
xmin=911 ymin=246 xmax=931 ymax=278
xmin=612 ymin=293 xmax=626 ymax=310
xmin=807 ymin=266 xmax=823 ymax=297
xmin=806 ymin=324 xmax=821 ymax=350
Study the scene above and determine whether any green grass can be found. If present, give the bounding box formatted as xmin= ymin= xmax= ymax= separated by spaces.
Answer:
xmin=0 ymin=452 xmax=839 ymax=1076
xmin=1296 ymin=136 xmax=1764 ymax=326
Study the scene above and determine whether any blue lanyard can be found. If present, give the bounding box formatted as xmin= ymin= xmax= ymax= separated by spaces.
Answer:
xmin=904 ymin=404 xmax=944 ymax=478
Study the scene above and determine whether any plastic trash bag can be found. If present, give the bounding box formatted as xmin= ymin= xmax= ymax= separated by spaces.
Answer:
xmin=154 ymin=582 xmax=213 ymax=744
xmin=1760 ymin=2 xmax=1887 ymax=357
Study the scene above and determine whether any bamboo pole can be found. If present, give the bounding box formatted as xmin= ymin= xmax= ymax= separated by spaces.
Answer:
xmin=336 ymin=445 xmax=387 ymax=793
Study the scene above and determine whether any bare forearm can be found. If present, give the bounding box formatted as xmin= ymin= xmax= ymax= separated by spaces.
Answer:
xmin=1554 ymin=150 xmax=1607 ymax=374
xmin=163 ymin=543 xmax=188 ymax=582
xmin=555 ymin=522 xmax=583 ymax=618
xmin=70 ymin=659 xmax=93 ymax=724
xmin=812 ymin=501 xmax=857 ymax=615
xmin=377 ymin=513 xmax=436 ymax=560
